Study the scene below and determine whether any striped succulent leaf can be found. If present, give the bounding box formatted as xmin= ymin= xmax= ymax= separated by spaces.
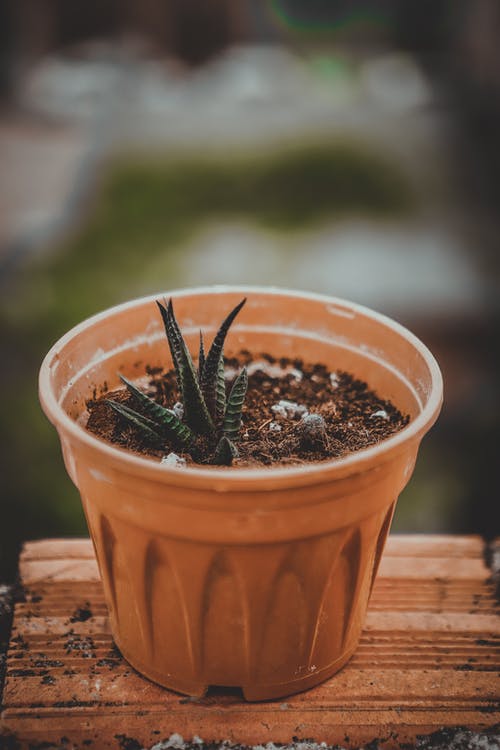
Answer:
xmin=201 ymin=298 xmax=246 ymax=419
xmin=215 ymin=353 xmax=226 ymax=422
xmin=105 ymin=399 xmax=162 ymax=443
xmin=163 ymin=300 xmax=214 ymax=435
xmin=119 ymin=375 xmax=194 ymax=447
xmin=214 ymin=435 xmax=239 ymax=466
xmin=156 ymin=300 xmax=183 ymax=388
xmin=177 ymin=343 xmax=214 ymax=435
xmin=223 ymin=367 xmax=248 ymax=441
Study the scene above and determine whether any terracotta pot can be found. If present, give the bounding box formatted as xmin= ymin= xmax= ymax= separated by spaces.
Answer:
xmin=39 ymin=287 xmax=442 ymax=700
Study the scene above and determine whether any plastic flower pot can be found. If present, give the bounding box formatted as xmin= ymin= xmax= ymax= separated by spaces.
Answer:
xmin=39 ymin=287 xmax=442 ymax=700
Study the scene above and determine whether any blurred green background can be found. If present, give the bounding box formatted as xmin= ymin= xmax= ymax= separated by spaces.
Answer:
xmin=1 ymin=0 xmax=499 ymax=580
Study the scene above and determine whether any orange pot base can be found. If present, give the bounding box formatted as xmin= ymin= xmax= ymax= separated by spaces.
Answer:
xmin=117 ymin=637 xmax=358 ymax=701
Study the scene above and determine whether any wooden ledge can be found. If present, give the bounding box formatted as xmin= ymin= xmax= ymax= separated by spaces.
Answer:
xmin=1 ymin=535 xmax=499 ymax=749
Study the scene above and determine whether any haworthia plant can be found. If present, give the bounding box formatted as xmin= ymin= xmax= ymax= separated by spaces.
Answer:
xmin=108 ymin=297 xmax=247 ymax=465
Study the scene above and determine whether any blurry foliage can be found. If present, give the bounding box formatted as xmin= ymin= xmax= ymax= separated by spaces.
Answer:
xmin=0 ymin=140 xmax=413 ymax=580
xmin=20 ymin=141 xmax=412 ymax=336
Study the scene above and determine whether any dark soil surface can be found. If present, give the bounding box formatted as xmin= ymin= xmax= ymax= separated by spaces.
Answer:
xmin=85 ymin=353 xmax=409 ymax=467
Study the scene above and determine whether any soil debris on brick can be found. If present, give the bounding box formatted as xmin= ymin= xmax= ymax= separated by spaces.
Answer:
xmin=64 ymin=632 xmax=96 ymax=659
xmin=69 ymin=603 xmax=93 ymax=623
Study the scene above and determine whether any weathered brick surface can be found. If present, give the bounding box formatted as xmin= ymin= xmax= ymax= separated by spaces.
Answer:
xmin=1 ymin=535 xmax=499 ymax=749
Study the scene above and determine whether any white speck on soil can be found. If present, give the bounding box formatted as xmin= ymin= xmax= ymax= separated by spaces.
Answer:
xmin=268 ymin=421 xmax=282 ymax=432
xmin=329 ymin=372 xmax=340 ymax=389
xmin=173 ymin=402 xmax=184 ymax=419
xmin=161 ymin=453 xmax=187 ymax=468
xmin=371 ymin=409 xmax=389 ymax=419
xmin=272 ymin=400 xmax=308 ymax=420
xmin=300 ymin=414 xmax=325 ymax=429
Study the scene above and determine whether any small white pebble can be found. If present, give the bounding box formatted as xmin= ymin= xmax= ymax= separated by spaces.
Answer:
xmin=161 ymin=452 xmax=186 ymax=468
xmin=299 ymin=413 xmax=328 ymax=450
xmin=329 ymin=372 xmax=340 ymax=389
xmin=164 ymin=734 xmax=185 ymax=749
xmin=268 ymin=421 xmax=282 ymax=432
xmin=173 ymin=402 xmax=184 ymax=419
xmin=271 ymin=399 xmax=308 ymax=420
xmin=371 ymin=409 xmax=389 ymax=420
xmin=271 ymin=403 xmax=287 ymax=419
xmin=347 ymin=421 xmax=353 ymax=428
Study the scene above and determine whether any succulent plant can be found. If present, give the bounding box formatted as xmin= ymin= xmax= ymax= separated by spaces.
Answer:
xmin=106 ymin=298 xmax=247 ymax=465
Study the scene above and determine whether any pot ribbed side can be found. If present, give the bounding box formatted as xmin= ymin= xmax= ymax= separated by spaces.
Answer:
xmin=83 ymin=493 xmax=396 ymax=699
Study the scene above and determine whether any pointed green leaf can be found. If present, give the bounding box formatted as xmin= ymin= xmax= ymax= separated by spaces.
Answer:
xmin=214 ymin=435 xmax=239 ymax=466
xmin=156 ymin=300 xmax=183 ymax=388
xmin=105 ymin=399 xmax=162 ymax=443
xmin=119 ymin=375 xmax=194 ymax=447
xmin=164 ymin=300 xmax=214 ymax=435
xmin=223 ymin=367 xmax=248 ymax=441
xmin=215 ymin=353 xmax=226 ymax=422
xmin=201 ymin=298 xmax=246 ymax=418
xmin=198 ymin=330 xmax=205 ymax=378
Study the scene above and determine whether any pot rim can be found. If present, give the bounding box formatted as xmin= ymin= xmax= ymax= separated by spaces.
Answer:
xmin=39 ymin=285 xmax=443 ymax=491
